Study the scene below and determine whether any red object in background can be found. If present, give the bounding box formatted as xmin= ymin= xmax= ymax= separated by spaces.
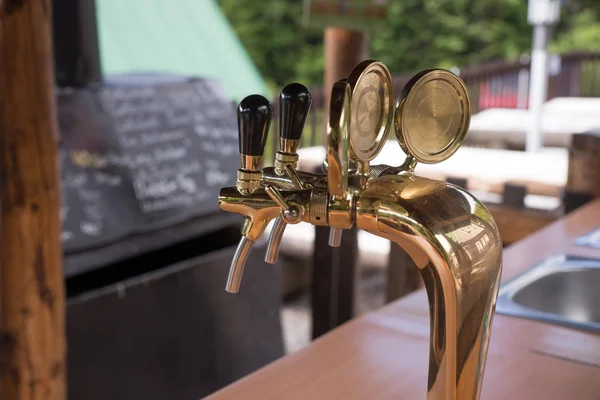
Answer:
xmin=478 ymin=82 xmax=529 ymax=110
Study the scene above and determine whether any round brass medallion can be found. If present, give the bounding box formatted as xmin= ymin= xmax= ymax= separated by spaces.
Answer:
xmin=394 ymin=69 xmax=470 ymax=164
xmin=348 ymin=61 xmax=393 ymax=162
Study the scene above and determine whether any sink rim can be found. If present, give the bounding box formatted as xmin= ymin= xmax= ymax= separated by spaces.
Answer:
xmin=496 ymin=253 xmax=600 ymax=334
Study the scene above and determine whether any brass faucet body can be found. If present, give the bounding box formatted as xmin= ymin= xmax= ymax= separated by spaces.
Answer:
xmin=218 ymin=65 xmax=502 ymax=400
xmin=218 ymin=165 xmax=502 ymax=400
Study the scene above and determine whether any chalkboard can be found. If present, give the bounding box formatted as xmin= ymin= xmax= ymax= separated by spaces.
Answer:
xmin=58 ymin=76 xmax=239 ymax=254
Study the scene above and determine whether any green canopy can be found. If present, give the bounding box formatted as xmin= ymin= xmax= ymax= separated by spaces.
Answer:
xmin=96 ymin=0 xmax=268 ymax=101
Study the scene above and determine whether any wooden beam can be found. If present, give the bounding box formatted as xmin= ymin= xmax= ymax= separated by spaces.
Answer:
xmin=0 ymin=1 xmax=66 ymax=399
xmin=312 ymin=226 xmax=359 ymax=339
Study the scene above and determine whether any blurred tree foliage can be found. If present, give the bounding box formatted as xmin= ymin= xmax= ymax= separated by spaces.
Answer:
xmin=218 ymin=0 xmax=600 ymax=89
xmin=552 ymin=5 xmax=600 ymax=53
xmin=370 ymin=0 xmax=531 ymax=73
xmin=218 ymin=0 xmax=324 ymax=90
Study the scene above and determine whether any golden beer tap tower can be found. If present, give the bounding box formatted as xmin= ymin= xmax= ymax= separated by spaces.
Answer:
xmin=218 ymin=61 xmax=503 ymax=400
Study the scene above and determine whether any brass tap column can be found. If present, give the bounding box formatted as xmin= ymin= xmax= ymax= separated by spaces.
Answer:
xmin=217 ymin=61 xmax=503 ymax=400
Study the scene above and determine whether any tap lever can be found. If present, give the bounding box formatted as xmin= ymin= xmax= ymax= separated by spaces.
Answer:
xmin=263 ymin=185 xmax=302 ymax=262
xmin=265 ymin=218 xmax=287 ymax=264
xmin=226 ymin=236 xmax=254 ymax=293
xmin=265 ymin=185 xmax=290 ymax=210
xmin=238 ymin=94 xmax=272 ymax=159
xmin=264 ymin=167 xmax=304 ymax=263
xmin=279 ymin=83 xmax=312 ymax=142
xmin=265 ymin=185 xmax=302 ymax=223
xmin=284 ymin=164 xmax=304 ymax=189
xmin=237 ymin=95 xmax=272 ymax=194
xmin=276 ymin=83 xmax=312 ymax=173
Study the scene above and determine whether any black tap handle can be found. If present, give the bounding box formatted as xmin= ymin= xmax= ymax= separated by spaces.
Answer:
xmin=238 ymin=94 xmax=273 ymax=156
xmin=279 ymin=83 xmax=311 ymax=141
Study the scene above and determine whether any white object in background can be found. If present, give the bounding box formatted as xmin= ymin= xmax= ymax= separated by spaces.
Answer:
xmin=526 ymin=0 xmax=562 ymax=152
xmin=527 ymin=0 xmax=561 ymax=25
xmin=517 ymin=68 xmax=530 ymax=109
xmin=468 ymin=104 xmax=600 ymax=149
xmin=527 ymin=25 xmax=549 ymax=152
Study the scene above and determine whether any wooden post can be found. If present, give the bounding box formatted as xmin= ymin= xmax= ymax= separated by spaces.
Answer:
xmin=323 ymin=27 xmax=369 ymax=132
xmin=53 ymin=0 xmax=102 ymax=87
xmin=564 ymin=130 xmax=600 ymax=213
xmin=311 ymin=28 xmax=367 ymax=339
xmin=0 ymin=1 xmax=66 ymax=399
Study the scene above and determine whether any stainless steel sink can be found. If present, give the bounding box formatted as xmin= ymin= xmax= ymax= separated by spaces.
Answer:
xmin=496 ymin=255 xmax=600 ymax=333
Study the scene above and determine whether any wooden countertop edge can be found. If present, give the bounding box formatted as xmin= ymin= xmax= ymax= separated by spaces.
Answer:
xmin=206 ymin=200 xmax=600 ymax=399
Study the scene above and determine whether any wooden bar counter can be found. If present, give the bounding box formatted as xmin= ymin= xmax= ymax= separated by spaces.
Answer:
xmin=206 ymin=200 xmax=600 ymax=399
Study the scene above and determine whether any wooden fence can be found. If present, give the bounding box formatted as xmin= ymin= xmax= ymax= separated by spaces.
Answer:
xmin=265 ymin=51 xmax=600 ymax=162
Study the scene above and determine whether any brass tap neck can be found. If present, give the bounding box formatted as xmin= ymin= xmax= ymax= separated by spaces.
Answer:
xmin=220 ymin=64 xmax=501 ymax=400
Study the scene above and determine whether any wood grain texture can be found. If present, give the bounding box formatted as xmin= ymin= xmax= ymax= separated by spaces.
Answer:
xmin=0 ymin=0 xmax=66 ymax=399
xmin=206 ymin=200 xmax=600 ymax=400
